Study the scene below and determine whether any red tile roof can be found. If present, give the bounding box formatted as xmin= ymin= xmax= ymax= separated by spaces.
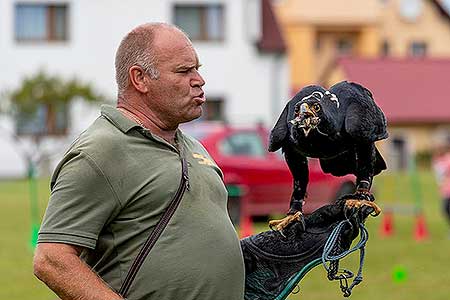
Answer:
xmin=336 ymin=57 xmax=450 ymax=124
xmin=257 ymin=0 xmax=286 ymax=53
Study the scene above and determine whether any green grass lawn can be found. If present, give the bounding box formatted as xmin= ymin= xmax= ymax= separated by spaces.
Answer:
xmin=0 ymin=178 xmax=56 ymax=299
xmin=1 ymin=171 xmax=450 ymax=299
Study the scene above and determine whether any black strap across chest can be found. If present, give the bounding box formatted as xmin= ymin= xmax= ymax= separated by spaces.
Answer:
xmin=119 ymin=157 xmax=189 ymax=297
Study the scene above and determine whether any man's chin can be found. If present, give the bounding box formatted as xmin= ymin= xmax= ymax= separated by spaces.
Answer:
xmin=180 ymin=109 xmax=202 ymax=124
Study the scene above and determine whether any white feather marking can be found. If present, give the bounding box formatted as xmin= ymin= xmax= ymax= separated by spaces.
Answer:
xmin=301 ymin=91 xmax=323 ymax=102
xmin=330 ymin=93 xmax=340 ymax=108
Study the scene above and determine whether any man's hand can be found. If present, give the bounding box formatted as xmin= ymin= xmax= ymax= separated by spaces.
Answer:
xmin=33 ymin=243 xmax=123 ymax=300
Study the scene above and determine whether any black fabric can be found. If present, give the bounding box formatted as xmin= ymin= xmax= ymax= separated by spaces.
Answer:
xmin=241 ymin=201 xmax=361 ymax=300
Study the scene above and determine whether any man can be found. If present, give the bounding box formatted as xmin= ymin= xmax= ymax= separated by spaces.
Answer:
xmin=33 ymin=23 xmax=245 ymax=300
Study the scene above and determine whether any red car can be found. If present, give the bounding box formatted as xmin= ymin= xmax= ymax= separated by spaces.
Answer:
xmin=181 ymin=122 xmax=355 ymax=224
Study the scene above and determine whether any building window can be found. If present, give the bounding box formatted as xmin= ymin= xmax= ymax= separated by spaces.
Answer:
xmin=16 ymin=103 xmax=68 ymax=136
xmin=390 ymin=136 xmax=408 ymax=170
xmin=399 ymin=0 xmax=423 ymax=22
xmin=174 ymin=4 xmax=224 ymax=41
xmin=15 ymin=3 xmax=68 ymax=42
xmin=202 ymin=98 xmax=225 ymax=121
xmin=336 ymin=38 xmax=353 ymax=55
xmin=409 ymin=41 xmax=427 ymax=57
xmin=381 ymin=40 xmax=390 ymax=56
xmin=315 ymin=37 xmax=321 ymax=51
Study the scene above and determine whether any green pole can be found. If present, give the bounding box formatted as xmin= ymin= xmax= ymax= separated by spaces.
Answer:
xmin=28 ymin=161 xmax=39 ymax=249
xmin=409 ymin=158 xmax=422 ymax=212
xmin=394 ymin=169 xmax=403 ymax=203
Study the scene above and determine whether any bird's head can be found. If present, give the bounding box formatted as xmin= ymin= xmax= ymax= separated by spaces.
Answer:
xmin=290 ymin=90 xmax=339 ymax=137
xmin=290 ymin=91 xmax=323 ymax=137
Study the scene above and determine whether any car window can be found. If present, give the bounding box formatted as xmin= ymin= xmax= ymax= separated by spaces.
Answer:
xmin=179 ymin=121 xmax=223 ymax=140
xmin=219 ymin=132 xmax=266 ymax=157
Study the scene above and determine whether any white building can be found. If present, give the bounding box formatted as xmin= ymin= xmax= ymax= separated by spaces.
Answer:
xmin=0 ymin=0 xmax=289 ymax=177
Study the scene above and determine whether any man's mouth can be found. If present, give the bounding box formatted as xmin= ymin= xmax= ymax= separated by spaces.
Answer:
xmin=193 ymin=92 xmax=205 ymax=104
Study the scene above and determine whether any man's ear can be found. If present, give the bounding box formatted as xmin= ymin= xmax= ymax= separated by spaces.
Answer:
xmin=129 ymin=66 xmax=149 ymax=93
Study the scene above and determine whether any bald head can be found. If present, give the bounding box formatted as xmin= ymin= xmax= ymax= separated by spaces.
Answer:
xmin=115 ymin=22 xmax=189 ymax=95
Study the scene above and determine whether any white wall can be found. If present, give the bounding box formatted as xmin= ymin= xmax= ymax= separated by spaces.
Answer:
xmin=0 ymin=118 xmax=27 ymax=178
xmin=0 ymin=0 xmax=289 ymax=177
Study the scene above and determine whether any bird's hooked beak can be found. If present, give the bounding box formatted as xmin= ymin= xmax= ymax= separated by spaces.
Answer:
xmin=290 ymin=103 xmax=320 ymax=137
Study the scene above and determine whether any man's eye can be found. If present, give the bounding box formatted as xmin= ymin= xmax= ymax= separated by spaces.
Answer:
xmin=178 ymin=66 xmax=200 ymax=74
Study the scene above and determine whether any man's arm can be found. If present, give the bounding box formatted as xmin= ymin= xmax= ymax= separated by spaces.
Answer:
xmin=33 ymin=243 xmax=123 ymax=300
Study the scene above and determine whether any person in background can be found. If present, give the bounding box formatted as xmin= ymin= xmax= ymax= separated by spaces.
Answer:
xmin=432 ymin=139 xmax=450 ymax=233
xmin=33 ymin=22 xmax=245 ymax=300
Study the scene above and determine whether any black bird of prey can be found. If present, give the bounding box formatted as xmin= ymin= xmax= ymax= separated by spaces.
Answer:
xmin=268 ymin=81 xmax=388 ymax=232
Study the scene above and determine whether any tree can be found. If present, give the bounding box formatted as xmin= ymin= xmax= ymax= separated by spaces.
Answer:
xmin=2 ymin=69 xmax=106 ymax=173
xmin=8 ymin=70 xmax=104 ymax=136
xmin=1 ymin=70 xmax=105 ymax=247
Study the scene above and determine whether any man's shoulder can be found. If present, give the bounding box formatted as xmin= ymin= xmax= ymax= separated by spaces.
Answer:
xmin=180 ymin=131 xmax=201 ymax=146
xmin=180 ymin=131 xmax=210 ymax=155
xmin=63 ymin=116 xmax=130 ymax=167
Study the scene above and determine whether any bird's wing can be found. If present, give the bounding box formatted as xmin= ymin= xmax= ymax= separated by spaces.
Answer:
xmin=334 ymin=82 xmax=387 ymax=142
xmin=344 ymin=103 xmax=375 ymax=142
xmin=344 ymin=102 xmax=388 ymax=142
xmin=268 ymin=103 xmax=289 ymax=152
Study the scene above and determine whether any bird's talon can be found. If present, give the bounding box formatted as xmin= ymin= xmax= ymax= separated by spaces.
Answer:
xmin=370 ymin=209 xmax=380 ymax=217
xmin=344 ymin=199 xmax=381 ymax=217
xmin=354 ymin=190 xmax=374 ymax=202
xmin=268 ymin=211 xmax=304 ymax=232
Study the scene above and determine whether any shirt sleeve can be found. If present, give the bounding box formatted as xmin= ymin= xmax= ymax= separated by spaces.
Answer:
xmin=38 ymin=151 xmax=122 ymax=249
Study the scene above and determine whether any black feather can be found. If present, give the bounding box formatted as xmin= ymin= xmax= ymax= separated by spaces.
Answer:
xmin=269 ymin=81 xmax=388 ymax=216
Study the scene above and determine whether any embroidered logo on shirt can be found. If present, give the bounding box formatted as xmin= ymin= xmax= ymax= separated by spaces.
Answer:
xmin=193 ymin=153 xmax=215 ymax=166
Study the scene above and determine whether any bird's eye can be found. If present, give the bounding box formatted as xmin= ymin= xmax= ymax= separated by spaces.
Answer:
xmin=313 ymin=104 xmax=320 ymax=111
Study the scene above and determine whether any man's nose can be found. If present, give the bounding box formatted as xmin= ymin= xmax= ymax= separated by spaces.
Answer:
xmin=191 ymin=69 xmax=205 ymax=87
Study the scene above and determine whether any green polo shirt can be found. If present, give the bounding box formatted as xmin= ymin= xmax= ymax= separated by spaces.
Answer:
xmin=38 ymin=105 xmax=245 ymax=300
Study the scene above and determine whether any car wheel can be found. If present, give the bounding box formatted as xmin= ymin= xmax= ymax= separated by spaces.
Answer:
xmin=334 ymin=182 xmax=355 ymax=202
xmin=227 ymin=196 xmax=241 ymax=226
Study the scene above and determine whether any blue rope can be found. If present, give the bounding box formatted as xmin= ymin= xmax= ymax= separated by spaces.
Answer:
xmin=321 ymin=218 xmax=369 ymax=297
xmin=275 ymin=216 xmax=369 ymax=300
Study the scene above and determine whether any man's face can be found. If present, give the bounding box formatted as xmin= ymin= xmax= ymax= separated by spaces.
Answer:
xmin=146 ymin=29 xmax=206 ymax=128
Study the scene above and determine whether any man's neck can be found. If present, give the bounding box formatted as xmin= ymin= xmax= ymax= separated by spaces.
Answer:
xmin=117 ymin=100 xmax=178 ymax=146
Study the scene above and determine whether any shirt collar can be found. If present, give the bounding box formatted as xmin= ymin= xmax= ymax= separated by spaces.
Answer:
xmin=100 ymin=104 xmax=139 ymax=133
xmin=100 ymin=104 xmax=186 ymax=152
